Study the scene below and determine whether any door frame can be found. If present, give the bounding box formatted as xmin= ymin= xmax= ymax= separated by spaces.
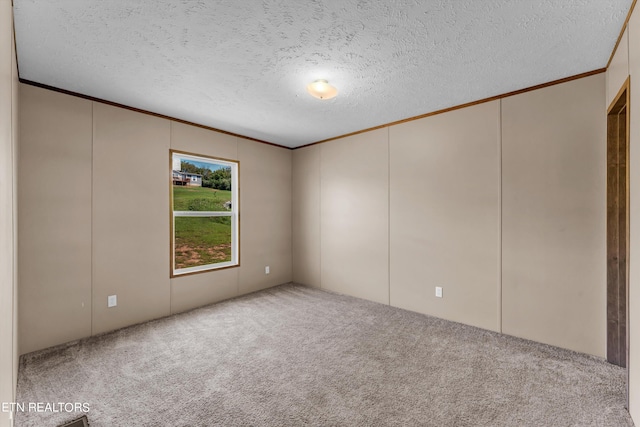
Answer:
xmin=606 ymin=77 xmax=630 ymax=379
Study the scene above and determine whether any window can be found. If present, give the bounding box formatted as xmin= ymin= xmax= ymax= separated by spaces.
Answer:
xmin=170 ymin=150 xmax=239 ymax=276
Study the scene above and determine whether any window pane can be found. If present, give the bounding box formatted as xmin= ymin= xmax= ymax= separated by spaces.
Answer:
xmin=174 ymin=216 xmax=232 ymax=270
xmin=172 ymin=156 xmax=233 ymax=212
xmin=172 ymin=185 xmax=233 ymax=212
xmin=170 ymin=150 xmax=238 ymax=276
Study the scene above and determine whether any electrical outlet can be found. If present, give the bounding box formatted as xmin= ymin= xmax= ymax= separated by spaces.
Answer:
xmin=108 ymin=295 xmax=117 ymax=308
xmin=435 ymin=287 xmax=443 ymax=298
xmin=265 ymin=266 xmax=270 ymax=274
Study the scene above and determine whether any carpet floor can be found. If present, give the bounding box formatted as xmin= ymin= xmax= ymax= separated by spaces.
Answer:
xmin=15 ymin=283 xmax=633 ymax=426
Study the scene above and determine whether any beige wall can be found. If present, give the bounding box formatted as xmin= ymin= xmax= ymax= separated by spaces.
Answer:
xmin=168 ymin=123 xmax=293 ymax=311
xmin=626 ymin=4 xmax=639 ymax=422
xmin=608 ymin=27 xmax=630 ymax=108
xmin=501 ymin=74 xmax=606 ymax=356
xmin=280 ymin=4 xmax=636 ymax=421
xmin=169 ymin=123 xmax=240 ymax=313
xmin=390 ymin=101 xmax=501 ymax=332
xmin=320 ymin=129 xmax=389 ymax=304
xmin=292 ymin=145 xmax=320 ymax=288
xmin=237 ymin=140 xmax=292 ymax=295
xmin=92 ymin=103 xmax=171 ymax=334
xmin=293 ymin=74 xmax=606 ymax=358
xmin=18 ymin=86 xmax=93 ymax=354
xmin=18 ymin=85 xmax=292 ymax=354
xmin=0 ymin=1 xmax=18 ymax=425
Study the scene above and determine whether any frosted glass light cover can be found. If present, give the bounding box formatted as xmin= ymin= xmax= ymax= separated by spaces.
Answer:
xmin=306 ymin=80 xmax=338 ymax=100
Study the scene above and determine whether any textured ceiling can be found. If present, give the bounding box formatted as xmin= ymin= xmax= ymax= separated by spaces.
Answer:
xmin=13 ymin=0 xmax=633 ymax=148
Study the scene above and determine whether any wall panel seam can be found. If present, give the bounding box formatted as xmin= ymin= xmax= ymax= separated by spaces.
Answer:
xmin=290 ymin=148 xmax=293 ymax=285
xmin=90 ymin=101 xmax=94 ymax=337
xmin=236 ymin=137 xmax=240 ymax=297
xmin=387 ymin=126 xmax=391 ymax=306
xmin=498 ymin=100 xmax=503 ymax=334
xmin=319 ymin=144 xmax=322 ymax=290
xmin=169 ymin=121 xmax=173 ymax=315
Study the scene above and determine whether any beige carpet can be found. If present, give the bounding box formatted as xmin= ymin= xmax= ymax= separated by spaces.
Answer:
xmin=15 ymin=283 xmax=633 ymax=426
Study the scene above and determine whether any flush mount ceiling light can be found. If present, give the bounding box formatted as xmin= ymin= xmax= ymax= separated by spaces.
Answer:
xmin=306 ymin=79 xmax=338 ymax=100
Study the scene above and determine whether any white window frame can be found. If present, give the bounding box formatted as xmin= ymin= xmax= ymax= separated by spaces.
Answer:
xmin=170 ymin=150 xmax=239 ymax=277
